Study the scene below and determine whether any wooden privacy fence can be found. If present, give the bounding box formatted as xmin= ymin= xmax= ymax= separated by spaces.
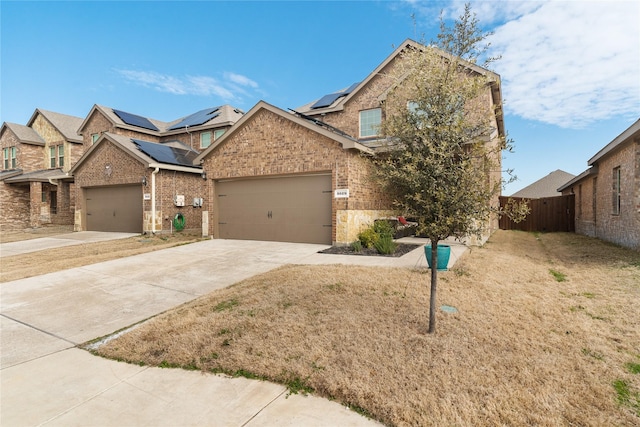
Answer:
xmin=499 ymin=195 xmax=575 ymax=232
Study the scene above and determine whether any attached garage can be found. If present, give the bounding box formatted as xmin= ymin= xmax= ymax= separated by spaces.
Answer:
xmin=217 ymin=174 xmax=332 ymax=244
xmin=85 ymin=185 xmax=142 ymax=233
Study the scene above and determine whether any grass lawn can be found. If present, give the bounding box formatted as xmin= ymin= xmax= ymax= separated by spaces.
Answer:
xmin=90 ymin=230 xmax=640 ymax=426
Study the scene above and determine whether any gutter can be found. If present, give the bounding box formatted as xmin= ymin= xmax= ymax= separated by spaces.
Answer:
xmin=151 ymin=167 xmax=159 ymax=234
xmin=148 ymin=163 xmax=203 ymax=174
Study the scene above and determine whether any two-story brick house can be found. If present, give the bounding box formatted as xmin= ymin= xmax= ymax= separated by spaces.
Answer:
xmin=195 ymin=39 xmax=505 ymax=245
xmin=0 ymin=109 xmax=84 ymax=229
xmin=559 ymin=119 xmax=640 ymax=250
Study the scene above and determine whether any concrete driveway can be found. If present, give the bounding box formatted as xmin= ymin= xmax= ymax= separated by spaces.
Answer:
xmin=1 ymin=236 xmax=394 ymax=426
xmin=1 ymin=233 xmax=466 ymax=426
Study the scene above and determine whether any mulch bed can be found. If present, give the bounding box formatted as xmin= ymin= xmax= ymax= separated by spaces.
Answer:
xmin=319 ymin=243 xmax=422 ymax=257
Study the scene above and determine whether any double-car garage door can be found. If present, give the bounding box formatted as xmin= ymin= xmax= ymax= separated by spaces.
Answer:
xmin=217 ymin=174 xmax=332 ymax=244
xmin=85 ymin=185 xmax=142 ymax=233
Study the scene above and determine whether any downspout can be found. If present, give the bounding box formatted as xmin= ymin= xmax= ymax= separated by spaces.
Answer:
xmin=48 ymin=178 xmax=58 ymax=186
xmin=151 ymin=167 xmax=160 ymax=234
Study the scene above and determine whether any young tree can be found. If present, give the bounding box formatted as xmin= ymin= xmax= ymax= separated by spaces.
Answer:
xmin=374 ymin=4 xmax=525 ymax=333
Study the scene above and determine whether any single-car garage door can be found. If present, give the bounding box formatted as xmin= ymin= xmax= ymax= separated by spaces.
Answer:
xmin=217 ymin=174 xmax=332 ymax=244
xmin=85 ymin=185 xmax=142 ymax=233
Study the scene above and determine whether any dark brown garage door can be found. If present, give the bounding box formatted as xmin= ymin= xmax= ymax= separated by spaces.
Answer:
xmin=85 ymin=185 xmax=142 ymax=233
xmin=217 ymin=174 xmax=332 ymax=244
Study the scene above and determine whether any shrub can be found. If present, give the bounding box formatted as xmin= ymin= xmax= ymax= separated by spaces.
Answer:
xmin=374 ymin=234 xmax=397 ymax=255
xmin=351 ymin=240 xmax=363 ymax=252
xmin=358 ymin=228 xmax=379 ymax=249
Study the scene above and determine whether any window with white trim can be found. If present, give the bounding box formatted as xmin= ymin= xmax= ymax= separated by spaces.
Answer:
xmin=58 ymin=145 xmax=64 ymax=168
xmin=92 ymin=133 xmax=100 ymax=144
xmin=214 ymin=128 xmax=226 ymax=140
xmin=612 ymin=166 xmax=621 ymax=215
xmin=50 ymin=146 xmax=56 ymax=168
xmin=359 ymin=108 xmax=381 ymax=138
xmin=200 ymin=131 xmax=212 ymax=149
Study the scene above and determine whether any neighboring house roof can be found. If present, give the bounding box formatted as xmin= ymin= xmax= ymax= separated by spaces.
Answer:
xmin=0 ymin=123 xmax=46 ymax=145
xmin=511 ymin=169 xmax=576 ymax=198
xmin=557 ymin=168 xmax=597 ymax=192
xmin=194 ymin=101 xmax=374 ymax=164
xmin=69 ymin=133 xmax=203 ymax=175
xmin=27 ymin=109 xmax=84 ymax=144
xmin=3 ymin=168 xmax=70 ymax=183
xmin=78 ymin=104 xmax=244 ymax=136
xmin=296 ymin=38 xmax=504 ymax=137
xmin=0 ymin=169 xmax=24 ymax=181
xmin=588 ymin=118 xmax=640 ymax=166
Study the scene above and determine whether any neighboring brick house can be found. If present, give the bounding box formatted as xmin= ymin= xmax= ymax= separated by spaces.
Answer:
xmin=0 ymin=109 xmax=84 ymax=229
xmin=69 ymin=133 xmax=207 ymax=234
xmin=196 ymin=39 xmax=506 ymax=245
xmin=559 ymin=119 xmax=640 ymax=250
xmin=69 ymin=105 xmax=242 ymax=234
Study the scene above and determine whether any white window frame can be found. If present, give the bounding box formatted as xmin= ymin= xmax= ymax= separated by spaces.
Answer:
xmin=200 ymin=131 xmax=212 ymax=149
xmin=50 ymin=146 xmax=56 ymax=168
xmin=3 ymin=147 xmax=9 ymax=169
xmin=213 ymin=128 xmax=226 ymax=140
xmin=92 ymin=133 xmax=100 ymax=144
xmin=58 ymin=145 xmax=64 ymax=168
xmin=359 ymin=108 xmax=381 ymax=139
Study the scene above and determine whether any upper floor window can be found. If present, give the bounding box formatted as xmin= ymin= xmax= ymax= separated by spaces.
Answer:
xmin=214 ymin=128 xmax=226 ymax=140
xmin=612 ymin=166 xmax=621 ymax=215
xmin=200 ymin=131 xmax=212 ymax=149
xmin=50 ymin=145 xmax=64 ymax=168
xmin=50 ymin=147 xmax=56 ymax=168
xmin=3 ymin=147 xmax=16 ymax=169
xmin=92 ymin=133 xmax=100 ymax=144
xmin=58 ymin=145 xmax=64 ymax=168
xmin=359 ymin=108 xmax=381 ymax=138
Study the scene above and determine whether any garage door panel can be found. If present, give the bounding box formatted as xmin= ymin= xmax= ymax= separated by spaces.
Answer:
xmin=217 ymin=175 xmax=331 ymax=244
xmin=85 ymin=185 xmax=142 ymax=233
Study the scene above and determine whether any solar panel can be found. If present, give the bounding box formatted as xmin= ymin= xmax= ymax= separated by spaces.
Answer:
xmin=167 ymin=107 xmax=220 ymax=130
xmin=113 ymin=109 xmax=159 ymax=131
xmin=310 ymin=82 xmax=360 ymax=109
xmin=132 ymin=139 xmax=198 ymax=167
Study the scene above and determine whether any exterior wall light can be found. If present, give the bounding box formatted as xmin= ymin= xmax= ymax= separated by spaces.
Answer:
xmin=201 ymin=171 xmax=207 ymax=180
xmin=142 ymin=176 xmax=147 ymax=186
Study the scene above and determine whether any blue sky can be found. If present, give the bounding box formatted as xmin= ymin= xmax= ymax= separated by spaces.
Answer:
xmin=1 ymin=1 xmax=639 ymax=194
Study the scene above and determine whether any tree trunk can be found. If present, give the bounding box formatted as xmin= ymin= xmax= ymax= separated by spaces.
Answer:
xmin=428 ymin=239 xmax=439 ymax=334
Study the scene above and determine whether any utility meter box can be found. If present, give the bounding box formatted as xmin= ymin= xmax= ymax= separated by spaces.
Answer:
xmin=193 ymin=197 xmax=203 ymax=207
xmin=174 ymin=195 xmax=185 ymax=207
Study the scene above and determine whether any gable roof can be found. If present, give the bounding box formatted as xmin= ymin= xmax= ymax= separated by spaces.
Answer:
xmin=296 ymin=39 xmax=504 ymax=137
xmin=588 ymin=118 xmax=640 ymax=166
xmin=78 ymin=104 xmax=244 ymax=136
xmin=194 ymin=101 xmax=373 ymax=164
xmin=0 ymin=122 xmax=46 ymax=146
xmin=511 ymin=169 xmax=576 ymax=198
xmin=26 ymin=109 xmax=83 ymax=144
xmin=69 ymin=133 xmax=203 ymax=175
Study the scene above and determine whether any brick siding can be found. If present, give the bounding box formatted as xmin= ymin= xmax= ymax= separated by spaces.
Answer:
xmin=202 ymin=108 xmax=392 ymax=243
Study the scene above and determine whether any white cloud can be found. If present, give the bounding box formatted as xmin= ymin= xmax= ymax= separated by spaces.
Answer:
xmin=224 ymin=72 xmax=258 ymax=88
xmin=486 ymin=1 xmax=640 ymax=128
xmin=115 ymin=69 xmax=260 ymax=102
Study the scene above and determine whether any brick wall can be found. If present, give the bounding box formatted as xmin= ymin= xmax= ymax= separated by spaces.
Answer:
xmin=0 ymin=182 xmax=30 ymax=229
xmin=149 ymin=168 xmax=206 ymax=234
xmin=593 ymin=141 xmax=640 ymax=249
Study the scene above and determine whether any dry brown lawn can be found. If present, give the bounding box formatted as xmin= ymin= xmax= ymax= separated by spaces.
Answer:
xmin=92 ymin=231 xmax=640 ymax=426
xmin=0 ymin=228 xmax=203 ymax=283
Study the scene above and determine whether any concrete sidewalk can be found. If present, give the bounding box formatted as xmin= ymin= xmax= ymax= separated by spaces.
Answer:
xmin=1 ymin=233 xmax=467 ymax=426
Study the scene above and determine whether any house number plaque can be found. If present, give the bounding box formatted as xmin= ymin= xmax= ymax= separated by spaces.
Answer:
xmin=334 ymin=189 xmax=349 ymax=198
